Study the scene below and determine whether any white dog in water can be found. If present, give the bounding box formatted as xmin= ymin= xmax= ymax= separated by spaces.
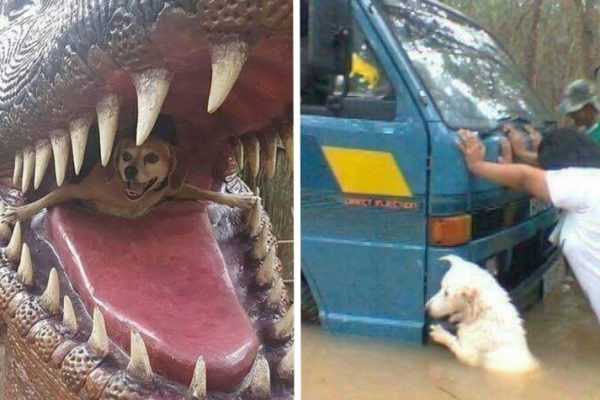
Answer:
xmin=425 ymin=255 xmax=538 ymax=373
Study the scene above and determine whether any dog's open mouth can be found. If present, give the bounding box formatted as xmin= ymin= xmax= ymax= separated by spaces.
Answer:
xmin=433 ymin=311 xmax=462 ymax=323
xmin=0 ymin=2 xmax=293 ymax=398
xmin=448 ymin=312 xmax=463 ymax=323
xmin=126 ymin=178 xmax=158 ymax=200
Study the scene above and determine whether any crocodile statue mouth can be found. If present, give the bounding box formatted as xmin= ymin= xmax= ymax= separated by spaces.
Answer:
xmin=0 ymin=1 xmax=293 ymax=399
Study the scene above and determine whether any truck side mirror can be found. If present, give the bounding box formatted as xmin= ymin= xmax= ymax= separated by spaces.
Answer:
xmin=307 ymin=0 xmax=353 ymax=77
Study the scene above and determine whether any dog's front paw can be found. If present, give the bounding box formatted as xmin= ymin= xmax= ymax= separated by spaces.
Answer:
xmin=429 ymin=324 xmax=454 ymax=346
xmin=232 ymin=195 xmax=259 ymax=210
xmin=1 ymin=205 xmax=28 ymax=224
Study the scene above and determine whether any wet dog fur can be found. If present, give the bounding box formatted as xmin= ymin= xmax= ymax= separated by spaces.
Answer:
xmin=425 ymin=255 xmax=538 ymax=373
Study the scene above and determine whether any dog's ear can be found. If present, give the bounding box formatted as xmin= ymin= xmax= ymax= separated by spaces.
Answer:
xmin=167 ymin=145 xmax=187 ymax=191
xmin=104 ymin=141 xmax=122 ymax=183
xmin=460 ymin=286 xmax=483 ymax=319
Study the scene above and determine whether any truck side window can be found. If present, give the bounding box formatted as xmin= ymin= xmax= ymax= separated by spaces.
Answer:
xmin=343 ymin=27 xmax=393 ymax=100
xmin=301 ymin=15 xmax=397 ymax=120
xmin=301 ymin=0 xmax=397 ymax=120
xmin=330 ymin=23 xmax=396 ymax=120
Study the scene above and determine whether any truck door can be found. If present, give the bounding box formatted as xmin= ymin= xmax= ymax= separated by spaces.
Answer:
xmin=301 ymin=2 xmax=430 ymax=342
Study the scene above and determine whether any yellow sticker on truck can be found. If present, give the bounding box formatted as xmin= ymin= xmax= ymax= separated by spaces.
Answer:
xmin=322 ymin=146 xmax=412 ymax=197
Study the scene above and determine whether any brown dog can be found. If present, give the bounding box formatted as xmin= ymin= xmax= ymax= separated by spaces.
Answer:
xmin=1 ymin=135 xmax=257 ymax=222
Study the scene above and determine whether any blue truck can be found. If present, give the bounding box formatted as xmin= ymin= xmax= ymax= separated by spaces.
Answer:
xmin=301 ymin=0 xmax=560 ymax=343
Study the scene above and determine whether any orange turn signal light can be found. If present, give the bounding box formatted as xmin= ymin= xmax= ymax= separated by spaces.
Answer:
xmin=429 ymin=214 xmax=472 ymax=247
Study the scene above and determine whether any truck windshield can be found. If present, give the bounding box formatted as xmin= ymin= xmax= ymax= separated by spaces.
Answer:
xmin=380 ymin=0 xmax=554 ymax=130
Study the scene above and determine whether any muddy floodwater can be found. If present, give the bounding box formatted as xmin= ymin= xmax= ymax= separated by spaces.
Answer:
xmin=302 ymin=280 xmax=600 ymax=400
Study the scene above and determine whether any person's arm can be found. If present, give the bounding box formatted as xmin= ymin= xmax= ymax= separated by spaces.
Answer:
xmin=524 ymin=124 xmax=543 ymax=151
xmin=457 ymin=129 xmax=550 ymax=202
xmin=512 ymin=147 xmax=539 ymax=165
xmin=503 ymin=123 xmax=539 ymax=165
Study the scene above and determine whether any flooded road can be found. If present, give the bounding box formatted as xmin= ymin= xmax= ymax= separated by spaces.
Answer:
xmin=302 ymin=281 xmax=600 ymax=400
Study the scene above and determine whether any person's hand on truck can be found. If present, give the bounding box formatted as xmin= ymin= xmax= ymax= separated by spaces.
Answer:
xmin=457 ymin=129 xmax=513 ymax=166
xmin=456 ymin=129 xmax=550 ymax=201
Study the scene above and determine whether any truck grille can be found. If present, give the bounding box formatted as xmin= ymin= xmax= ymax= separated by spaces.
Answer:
xmin=471 ymin=199 xmax=531 ymax=239
xmin=482 ymin=223 xmax=556 ymax=291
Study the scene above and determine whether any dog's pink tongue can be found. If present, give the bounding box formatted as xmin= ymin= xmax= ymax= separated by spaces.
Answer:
xmin=47 ymin=203 xmax=258 ymax=391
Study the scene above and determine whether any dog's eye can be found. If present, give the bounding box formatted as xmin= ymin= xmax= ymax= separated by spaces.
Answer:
xmin=444 ymin=289 xmax=449 ymax=297
xmin=144 ymin=154 xmax=159 ymax=164
xmin=122 ymin=152 xmax=132 ymax=162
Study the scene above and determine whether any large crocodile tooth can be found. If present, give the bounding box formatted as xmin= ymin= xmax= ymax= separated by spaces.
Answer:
xmin=62 ymin=296 xmax=78 ymax=333
xmin=132 ymin=68 xmax=173 ymax=146
xmin=40 ymin=268 xmax=60 ymax=315
xmin=270 ymin=305 xmax=294 ymax=340
xmin=252 ymin=224 xmax=269 ymax=260
xmin=34 ymin=139 xmax=52 ymax=190
xmin=267 ymin=276 xmax=285 ymax=310
xmin=70 ymin=114 xmax=94 ymax=175
xmin=88 ymin=308 xmax=109 ymax=356
xmin=277 ymin=345 xmax=294 ymax=381
xmin=13 ymin=152 xmax=22 ymax=187
xmin=16 ymin=243 xmax=33 ymax=286
xmin=231 ymin=137 xmax=244 ymax=169
xmin=260 ymin=131 xmax=278 ymax=179
xmin=247 ymin=201 xmax=262 ymax=238
xmin=243 ymin=134 xmax=260 ymax=179
xmin=97 ymin=93 xmax=122 ymax=166
xmin=50 ymin=132 xmax=70 ymax=186
xmin=127 ymin=328 xmax=153 ymax=384
xmin=256 ymin=244 xmax=276 ymax=287
xmin=5 ymin=221 xmax=22 ymax=262
xmin=247 ymin=354 xmax=270 ymax=399
xmin=207 ymin=39 xmax=249 ymax=113
xmin=188 ymin=356 xmax=207 ymax=399
xmin=21 ymin=147 xmax=34 ymax=193
xmin=280 ymin=125 xmax=293 ymax=168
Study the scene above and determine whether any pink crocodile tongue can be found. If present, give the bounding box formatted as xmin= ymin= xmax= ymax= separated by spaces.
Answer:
xmin=47 ymin=202 xmax=258 ymax=391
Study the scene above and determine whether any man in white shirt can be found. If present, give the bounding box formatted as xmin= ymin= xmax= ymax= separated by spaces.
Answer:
xmin=457 ymin=127 xmax=600 ymax=322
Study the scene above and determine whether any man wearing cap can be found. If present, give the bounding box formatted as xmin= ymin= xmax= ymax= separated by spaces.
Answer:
xmin=557 ymin=79 xmax=600 ymax=143
xmin=506 ymin=79 xmax=600 ymax=165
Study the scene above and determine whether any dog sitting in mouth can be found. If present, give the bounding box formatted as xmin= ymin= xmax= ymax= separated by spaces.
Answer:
xmin=425 ymin=255 xmax=538 ymax=373
xmin=0 ymin=115 xmax=258 ymax=222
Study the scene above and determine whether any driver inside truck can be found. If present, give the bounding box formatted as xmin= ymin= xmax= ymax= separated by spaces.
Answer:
xmin=456 ymin=127 xmax=600 ymax=324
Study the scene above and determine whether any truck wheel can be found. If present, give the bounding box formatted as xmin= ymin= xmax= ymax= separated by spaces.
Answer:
xmin=301 ymin=275 xmax=320 ymax=324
